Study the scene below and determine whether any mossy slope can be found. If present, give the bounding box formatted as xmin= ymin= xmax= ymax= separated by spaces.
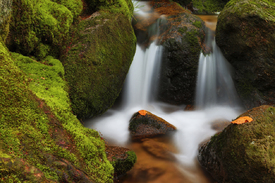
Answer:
xmin=61 ymin=3 xmax=136 ymax=120
xmin=192 ymin=0 xmax=230 ymax=14
xmin=199 ymin=105 xmax=275 ymax=183
xmin=0 ymin=38 xmax=113 ymax=182
xmin=216 ymin=0 xmax=275 ymax=109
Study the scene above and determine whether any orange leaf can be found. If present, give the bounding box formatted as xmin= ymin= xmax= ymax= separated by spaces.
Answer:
xmin=231 ymin=116 xmax=253 ymax=124
xmin=139 ymin=110 xmax=147 ymax=116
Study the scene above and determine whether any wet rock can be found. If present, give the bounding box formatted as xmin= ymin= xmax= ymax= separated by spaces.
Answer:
xmin=106 ymin=146 xmax=137 ymax=179
xmin=216 ymin=0 xmax=275 ymax=109
xmin=198 ymin=105 xmax=275 ymax=183
xmin=142 ymin=139 xmax=176 ymax=161
xmin=129 ymin=110 xmax=176 ymax=139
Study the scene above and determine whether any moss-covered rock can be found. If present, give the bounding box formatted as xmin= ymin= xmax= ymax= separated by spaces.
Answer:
xmin=0 ymin=36 xmax=114 ymax=182
xmin=192 ymin=0 xmax=230 ymax=14
xmin=106 ymin=146 xmax=137 ymax=179
xmin=216 ymin=0 xmax=275 ymax=109
xmin=146 ymin=1 xmax=205 ymax=105
xmin=7 ymin=0 xmax=82 ymax=59
xmin=129 ymin=110 xmax=176 ymax=139
xmin=60 ymin=6 xmax=136 ymax=120
xmin=198 ymin=105 xmax=275 ymax=183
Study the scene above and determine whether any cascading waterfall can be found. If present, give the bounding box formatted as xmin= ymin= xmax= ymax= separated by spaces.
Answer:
xmin=85 ymin=3 xmax=243 ymax=183
xmin=195 ymin=40 xmax=241 ymax=109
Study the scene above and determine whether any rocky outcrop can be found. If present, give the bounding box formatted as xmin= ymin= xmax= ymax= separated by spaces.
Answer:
xmin=60 ymin=2 xmax=136 ymax=120
xmin=216 ymin=0 xmax=275 ymax=109
xmin=129 ymin=110 xmax=176 ymax=139
xmin=198 ymin=105 xmax=275 ymax=183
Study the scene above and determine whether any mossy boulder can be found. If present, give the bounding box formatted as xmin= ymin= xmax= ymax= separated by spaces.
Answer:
xmin=198 ymin=105 xmax=275 ymax=183
xmin=216 ymin=0 xmax=275 ymax=109
xmin=151 ymin=1 xmax=205 ymax=105
xmin=61 ymin=7 xmax=136 ymax=120
xmin=7 ymin=0 xmax=82 ymax=59
xmin=129 ymin=110 xmax=176 ymax=139
xmin=0 ymin=0 xmax=12 ymax=42
xmin=106 ymin=146 xmax=137 ymax=180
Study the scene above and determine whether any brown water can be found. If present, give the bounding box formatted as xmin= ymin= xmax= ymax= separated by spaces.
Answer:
xmin=197 ymin=15 xmax=218 ymax=31
xmin=119 ymin=15 xmax=219 ymax=183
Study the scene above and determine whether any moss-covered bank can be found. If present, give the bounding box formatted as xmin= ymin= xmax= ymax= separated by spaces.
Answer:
xmin=60 ymin=4 xmax=136 ymax=120
xmin=198 ymin=105 xmax=275 ymax=182
xmin=0 ymin=38 xmax=114 ymax=182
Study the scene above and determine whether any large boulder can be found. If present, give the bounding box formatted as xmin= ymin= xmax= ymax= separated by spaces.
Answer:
xmin=60 ymin=2 xmax=136 ymax=120
xmin=129 ymin=110 xmax=176 ymax=139
xmin=198 ymin=105 xmax=275 ymax=183
xmin=154 ymin=1 xmax=206 ymax=105
xmin=216 ymin=0 xmax=275 ymax=109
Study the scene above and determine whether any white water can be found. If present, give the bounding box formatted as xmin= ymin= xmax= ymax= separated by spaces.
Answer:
xmin=196 ymin=40 xmax=241 ymax=109
xmin=85 ymin=2 xmax=243 ymax=182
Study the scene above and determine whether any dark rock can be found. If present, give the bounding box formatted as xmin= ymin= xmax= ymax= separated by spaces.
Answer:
xmin=157 ymin=12 xmax=206 ymax=105
xmin=216 ymin=0 xmax=275 ymax=109
xmin=198 ymin=105 xmax=275 ymax=183
xmin=129 ymin=110 xmax=176 ymax=139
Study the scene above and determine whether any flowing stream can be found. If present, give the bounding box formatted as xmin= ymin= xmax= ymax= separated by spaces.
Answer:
xmin=85 ymin=4 xmax=243 ymax=183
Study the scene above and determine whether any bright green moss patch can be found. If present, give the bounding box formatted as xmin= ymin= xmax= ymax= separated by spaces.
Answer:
xmin=193 ymin=20 xmax=202 ymax=28
xmin=9 ymin=0 xmax=83 ymax=58
xmin=12 ymin=53 xmax=114 ymax=182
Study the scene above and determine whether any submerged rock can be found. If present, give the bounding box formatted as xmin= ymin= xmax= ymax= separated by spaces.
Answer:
xmin=106 ymin=146 xmax=137 ymax=180
xmin=198 ymin=105 xmax=275 ymax=183
xmin=129 ymin=110 xmax=176 ymax=139
xmin=142 ymin=139 xmax=176 ymax=161
xmin=216 ymin=0 xmax=275 ymax=109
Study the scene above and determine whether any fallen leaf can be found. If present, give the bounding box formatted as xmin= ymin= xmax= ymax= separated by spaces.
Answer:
xmin=231 ymin=116 xmax=253 ymax=124
xmin=139 ymin=110 xmax=147 ymax=116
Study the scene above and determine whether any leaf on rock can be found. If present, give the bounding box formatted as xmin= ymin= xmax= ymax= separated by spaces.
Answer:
xmin=231 ymin=116 xmax=253 ymax=124
xmin=138 ymin=110 xmax=147 ymax=116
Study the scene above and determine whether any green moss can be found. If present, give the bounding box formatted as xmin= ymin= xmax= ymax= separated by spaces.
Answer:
xmin=177 ymin=26 xmax=188 ymax=34
xmin=185 ymin=29 xmax=200 ymax=54
xmin=206 ymin=106 xmax=275 ymax=182
xmin=61 ymin=9 xmax=136 ymax=120
xmin=193 ymin=20 xmax=202 ymax=28
xmin=110 ymin=150 xmax=137 ymax=176
xmin=9 ymin=0 xmax=82 ymax=58
xmin=192 ymin=0 xmax=229 ymax=14
xmin=224 ymin=0 xmax=275 ymax=21
xmin=12 ymin=53 xmax=114 ymax=182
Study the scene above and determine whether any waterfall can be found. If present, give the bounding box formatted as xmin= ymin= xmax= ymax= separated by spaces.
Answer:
xmin=195 ymin=40 xmax=241 ymax=109
xmin=85 ymin=3 xmax=243 ymax=182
